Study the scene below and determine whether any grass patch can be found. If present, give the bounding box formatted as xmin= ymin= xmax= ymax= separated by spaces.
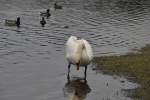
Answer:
xmin=93 ymin=45 xmax=150 ymax=100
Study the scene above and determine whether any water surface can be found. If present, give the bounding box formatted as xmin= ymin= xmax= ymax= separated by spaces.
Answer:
xmin=0 ymin=0 xmax=150 ymax=100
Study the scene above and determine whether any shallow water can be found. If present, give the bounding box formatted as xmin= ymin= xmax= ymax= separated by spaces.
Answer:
xmin=0 ymin=0 xmax=150 ymax=100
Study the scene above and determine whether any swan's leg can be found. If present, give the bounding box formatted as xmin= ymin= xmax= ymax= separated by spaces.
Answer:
xmin=84 ymin=66 xmax=87 ymax=80
xmin=67 ymin=63 xmax=71 ymax=80
xmin=68 ymin=63 xmax=71 ymax=72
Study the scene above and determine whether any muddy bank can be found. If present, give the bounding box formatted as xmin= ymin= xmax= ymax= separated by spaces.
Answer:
xmin=93 ymin=45 xmax=150 ymax=100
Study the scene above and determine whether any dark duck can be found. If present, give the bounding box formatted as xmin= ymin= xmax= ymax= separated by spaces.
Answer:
xmin=54 ymin=2 xmax=62 ymax=9
xmin=40 ymin=9 xmax=51 ymax=18
xmin=5 ymin=17 xmax=20 ymax=28
xmin=40 ymin=17 xmax=46 ymax=27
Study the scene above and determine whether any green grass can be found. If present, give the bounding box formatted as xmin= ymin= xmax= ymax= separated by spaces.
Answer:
xmin=93 ymin=45 xmax=150 ymax=100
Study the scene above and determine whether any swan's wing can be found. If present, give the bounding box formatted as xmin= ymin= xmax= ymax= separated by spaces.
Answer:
xmin=65 ymin=36 xmax=78 ymax=60
xmin=66 ymin=36 xmax=77 ymax=53
xmin=82 ymin=39 xmax=93 ymax=61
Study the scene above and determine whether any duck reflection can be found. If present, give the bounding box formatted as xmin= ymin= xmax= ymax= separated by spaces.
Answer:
xmin=63 ymin=76 xmax=91 ymax=100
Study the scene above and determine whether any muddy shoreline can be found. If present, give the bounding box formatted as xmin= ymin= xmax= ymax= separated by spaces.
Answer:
xmin=93 ymin=45 xmax=150 ymax=100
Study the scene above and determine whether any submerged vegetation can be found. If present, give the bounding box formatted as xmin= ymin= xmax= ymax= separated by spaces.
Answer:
xmin=93 ymin=45 xmax=150 ymax=100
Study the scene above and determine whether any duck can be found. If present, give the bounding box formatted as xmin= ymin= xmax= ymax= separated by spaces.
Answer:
xmin=40 ymin=9 xmax=51 ymax=18
xmin=54 ymin=2 xmax=62 ymax=9
xmin=5 ymin=17 xmax=20 ymax=27
xmin=66 ymin=36 xmax=93 ymax=78
xmin=40 ymin=17 xmax=46 ymax=27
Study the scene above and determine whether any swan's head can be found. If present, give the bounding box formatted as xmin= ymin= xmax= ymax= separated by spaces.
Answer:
xmin=70 ymin=36 xmax=77 ymax=41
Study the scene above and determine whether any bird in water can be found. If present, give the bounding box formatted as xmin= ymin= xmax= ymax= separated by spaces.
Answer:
xmin=40 ymin=9 xmax=51 ymax=18
xmin=5 ymin=17 xmax=20 ymax=28
xmin=54 ymin=2 xmax=62 ymax=9
xmin=40 ymin=17 xmax=46 ymax=27
xmin=66 ymin=36 xmax=93 ymax=79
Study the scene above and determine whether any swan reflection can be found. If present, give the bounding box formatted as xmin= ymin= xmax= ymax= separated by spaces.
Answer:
xmin=63 ymin=77 xmax=91 ymax=100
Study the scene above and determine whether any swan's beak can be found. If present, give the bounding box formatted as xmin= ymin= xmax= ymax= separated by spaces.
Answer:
xmin=76 ymin=63 xmax=80 ymax=71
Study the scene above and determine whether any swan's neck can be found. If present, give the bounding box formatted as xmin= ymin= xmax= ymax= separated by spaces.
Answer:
xmin=75 ymin=41 xmax=84 ymax=70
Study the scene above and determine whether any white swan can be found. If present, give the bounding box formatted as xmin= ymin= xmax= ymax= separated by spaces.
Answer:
xmin=66 ymin=36 xmax=93 ymax=78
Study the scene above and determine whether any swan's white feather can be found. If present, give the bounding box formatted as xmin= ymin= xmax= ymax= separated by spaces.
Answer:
xmin=66 ymin=36 xmax=93 ymax=66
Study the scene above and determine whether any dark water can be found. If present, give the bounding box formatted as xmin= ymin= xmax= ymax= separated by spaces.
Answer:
xmin=0 ymin=0 xmax=150 ymax=100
